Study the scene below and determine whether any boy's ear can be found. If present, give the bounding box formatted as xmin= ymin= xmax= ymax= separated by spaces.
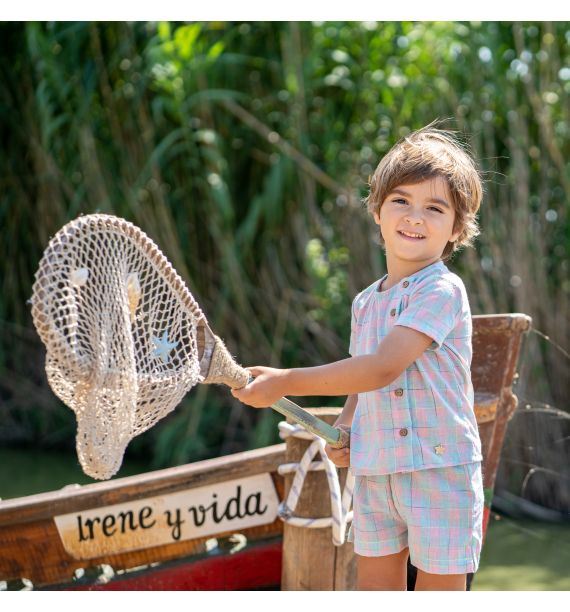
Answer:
xmin=373 ymin=211 xmax=381 ymax=226
xmin=450 ymin=227 xmax=461 ymax=243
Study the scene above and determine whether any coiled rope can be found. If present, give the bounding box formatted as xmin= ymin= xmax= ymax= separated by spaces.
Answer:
xmin=277 ymin=422 xmax=354 ymax=546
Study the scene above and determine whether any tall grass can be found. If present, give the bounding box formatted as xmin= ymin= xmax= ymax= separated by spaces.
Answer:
xmin=1 ymin=22 xmax=568 ymax=469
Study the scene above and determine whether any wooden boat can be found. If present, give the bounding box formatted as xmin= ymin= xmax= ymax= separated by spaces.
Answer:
xmin=0 ymin=314 xmax=531 ymax=590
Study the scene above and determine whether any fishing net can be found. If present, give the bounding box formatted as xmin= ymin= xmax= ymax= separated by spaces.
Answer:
xmin=31 ymin=215 xmax=209 ymax=480
xmin=31 ymin=214 xmax=348 ymax=481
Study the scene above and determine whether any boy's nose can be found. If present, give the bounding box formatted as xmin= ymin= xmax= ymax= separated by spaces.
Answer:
xmin=404 ymin=213 xmax=424 ymax=224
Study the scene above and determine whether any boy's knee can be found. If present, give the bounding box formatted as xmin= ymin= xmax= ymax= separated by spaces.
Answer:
xmin=356 ymin=548 xmax=409 ymax=591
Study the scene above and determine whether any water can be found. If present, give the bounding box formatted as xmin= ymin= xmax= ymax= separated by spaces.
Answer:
xmin=474 ymin=514 xmax=570 ymax=590
xmin=0 ymin=447 xmax=152 ymax=500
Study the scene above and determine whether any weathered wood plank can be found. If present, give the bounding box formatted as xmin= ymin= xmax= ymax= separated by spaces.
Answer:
xmin=0 ymin=513 xmax=284 ymax=587
xmin=281 ymin=410 xmax=356 ymax=591
xmin=472 ymin=314 xmax=531 ymax=507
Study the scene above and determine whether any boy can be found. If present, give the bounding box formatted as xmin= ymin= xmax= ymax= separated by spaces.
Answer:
xmin=232 ymin=124 xmax=484 ymax=590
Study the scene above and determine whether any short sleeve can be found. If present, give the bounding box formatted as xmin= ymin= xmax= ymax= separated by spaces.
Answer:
xmin=395 ymin=278 xmax=462 ymax=349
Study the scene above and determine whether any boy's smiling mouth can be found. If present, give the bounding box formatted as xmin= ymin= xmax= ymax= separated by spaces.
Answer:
xmin=398 ymin=230 xmax=426 ymax=240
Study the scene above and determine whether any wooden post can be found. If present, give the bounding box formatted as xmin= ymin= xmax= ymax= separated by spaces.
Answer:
xmin=281 ymin=408 xmax=356 ymax=591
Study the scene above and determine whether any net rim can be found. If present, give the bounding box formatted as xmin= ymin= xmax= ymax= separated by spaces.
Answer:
xmin=32 ymin=213 xmax=211 ymax=337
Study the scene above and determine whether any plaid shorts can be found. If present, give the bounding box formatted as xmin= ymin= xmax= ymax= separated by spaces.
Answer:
xmin=348 ymin=462 xmax=484 ymax=575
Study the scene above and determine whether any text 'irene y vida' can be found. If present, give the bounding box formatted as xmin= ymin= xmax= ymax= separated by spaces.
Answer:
xmin=76 ymin=485 xmax=268 ymax=542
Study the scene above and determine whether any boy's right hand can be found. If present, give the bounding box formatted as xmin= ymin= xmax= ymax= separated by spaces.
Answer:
xmin=324 ymin=443 xmax=350 ymax=468
xmin=230 ymin=366 xmax=288 ymax=408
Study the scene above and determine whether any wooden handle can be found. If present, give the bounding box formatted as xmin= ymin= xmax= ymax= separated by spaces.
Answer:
xmin=203 ymin=335 xmax=351 ymax=449
xmin=270 ymin=398 xmax=350 ymax=449
xmin=332 ymin=424 xmax=351 ymax=449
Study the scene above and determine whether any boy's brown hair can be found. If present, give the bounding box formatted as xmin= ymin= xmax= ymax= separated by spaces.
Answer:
xmin=365 ymin=122 xmax=482 ymax=261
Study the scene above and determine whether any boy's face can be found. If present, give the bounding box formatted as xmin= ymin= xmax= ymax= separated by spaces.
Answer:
xmin=374 ymin=176 xmax=460 ymax=270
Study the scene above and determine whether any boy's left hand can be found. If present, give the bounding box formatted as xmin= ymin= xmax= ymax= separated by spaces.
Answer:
xmin=231 ymin=366 xmax=289 ymax=408
xmin=324 ymin=443 xmax=350 ymax=468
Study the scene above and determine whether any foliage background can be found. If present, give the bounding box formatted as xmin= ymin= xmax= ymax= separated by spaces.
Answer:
xmin=1 ymin=22 xmax=569 ymax=481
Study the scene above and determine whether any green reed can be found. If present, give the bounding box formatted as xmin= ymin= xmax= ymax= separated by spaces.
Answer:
xmin=1 ymin=22 xmax=568 ymax=468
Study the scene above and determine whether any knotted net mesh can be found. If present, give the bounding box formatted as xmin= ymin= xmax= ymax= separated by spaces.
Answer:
xmin=31 ymin=215 xmax=209 ymax=480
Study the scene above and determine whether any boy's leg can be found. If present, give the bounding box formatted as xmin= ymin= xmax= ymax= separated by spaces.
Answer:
xmin=357 ymin=547 xmax=410 ymax=590
xmin=350 ymin=474 xmax=410 ymax=589
xmin=395 ymin=463 xmax=483 ymax=587
xmin=414 ymin=569 xmax=467 ymax=591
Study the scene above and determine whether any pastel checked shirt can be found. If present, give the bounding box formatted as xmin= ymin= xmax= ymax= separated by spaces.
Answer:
xmin=349 ymin=260 xmax=482 ymax=476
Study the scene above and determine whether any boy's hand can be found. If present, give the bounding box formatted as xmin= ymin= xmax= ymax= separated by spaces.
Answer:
xmin=231 ymin=366 xmax=289 ymax=408
xmin=324 ymin=443 xmax=350 ymax=468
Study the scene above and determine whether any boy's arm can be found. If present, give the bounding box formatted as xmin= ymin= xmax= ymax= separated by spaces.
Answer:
xmin=334 ymin=393 xmax=358 ymax=428
xmin=231 ymin=325 xmax=433 ymax=408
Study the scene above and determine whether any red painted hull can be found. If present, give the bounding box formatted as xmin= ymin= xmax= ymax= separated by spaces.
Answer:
xmin=65 ymin=541 xmax=283 ymax=591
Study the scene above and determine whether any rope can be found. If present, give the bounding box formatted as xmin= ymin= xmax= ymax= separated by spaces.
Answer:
xmin=277 ymin=422 xmax=354 ymax=546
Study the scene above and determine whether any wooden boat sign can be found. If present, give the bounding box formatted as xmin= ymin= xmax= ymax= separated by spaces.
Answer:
xmin=54 ymin=474 xmax=280 ymax=560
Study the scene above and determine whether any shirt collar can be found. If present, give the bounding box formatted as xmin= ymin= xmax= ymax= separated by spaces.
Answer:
xmin=377 ymin=260 xmax=446 ymax=293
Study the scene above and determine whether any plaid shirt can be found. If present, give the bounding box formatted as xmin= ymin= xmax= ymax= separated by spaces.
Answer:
xmin=349 ymin=260 xmax=482 ymax=475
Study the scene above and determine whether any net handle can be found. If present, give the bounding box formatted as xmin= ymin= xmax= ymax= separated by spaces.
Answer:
xmin=202 ymin=337 xmax=349 ymax=449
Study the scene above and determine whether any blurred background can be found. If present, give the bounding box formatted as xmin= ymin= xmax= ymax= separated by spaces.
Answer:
xmin=0 ymin=21 xmax=569 ymax=588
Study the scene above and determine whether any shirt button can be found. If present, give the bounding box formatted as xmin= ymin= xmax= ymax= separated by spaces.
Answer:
xmin=399 ymin=428 xmax=408 ymax=437
xmin=402 ymin=280 xmax=409 ymax=288
xmin=395 ymin=388 xmax=404 ymax=397
xmin=390 ymin=308 xmax=396 ymax=317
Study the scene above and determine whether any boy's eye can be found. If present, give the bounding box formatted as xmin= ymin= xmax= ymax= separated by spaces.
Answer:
xmin=390 ymin=198 xmax=445 ymax=213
